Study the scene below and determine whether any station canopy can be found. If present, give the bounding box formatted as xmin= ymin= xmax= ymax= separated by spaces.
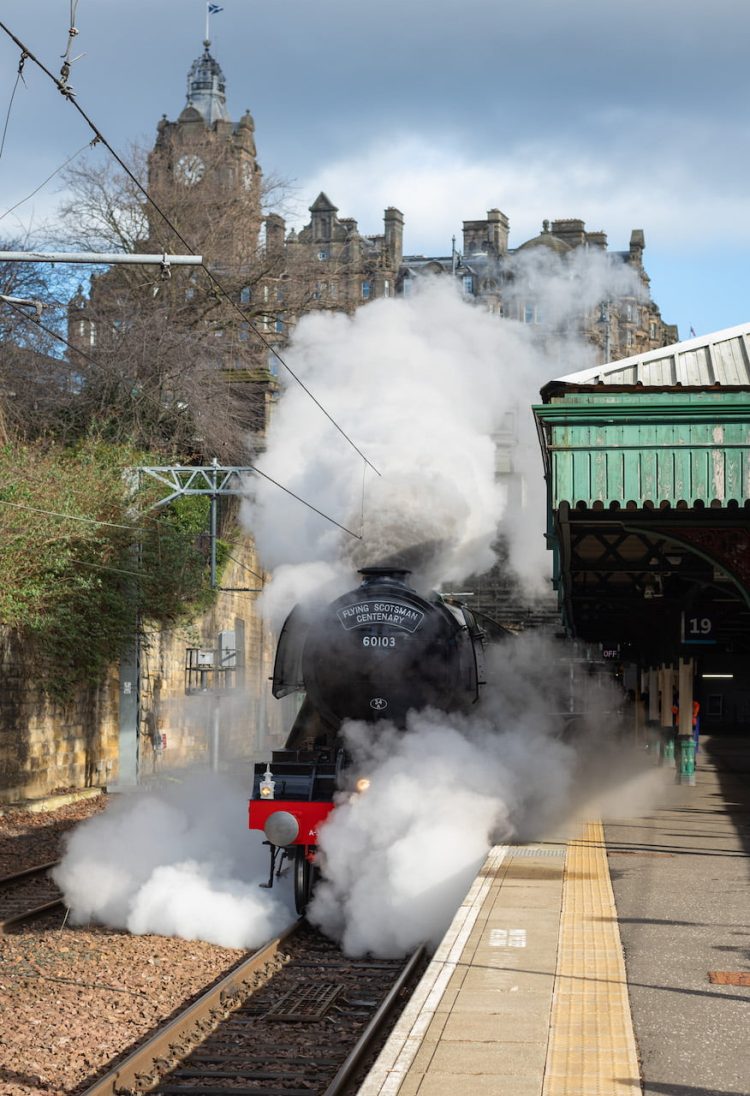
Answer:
xmin=533 ymin=323 xmax=750 ymax=665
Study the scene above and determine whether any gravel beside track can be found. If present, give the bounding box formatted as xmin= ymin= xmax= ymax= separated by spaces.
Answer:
xmin=0 ymin=793 xmax=107 ymax=876
xmin=0 ymin=794 xmax=249 ymax=1096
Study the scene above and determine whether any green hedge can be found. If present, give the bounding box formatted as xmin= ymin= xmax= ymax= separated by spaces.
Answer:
xmin=0 ymin=440 xmax=226 ymax=698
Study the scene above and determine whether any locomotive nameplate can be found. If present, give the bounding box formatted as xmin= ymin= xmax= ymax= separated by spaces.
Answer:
xmin=337 ymin=600 xmax=424 ymax=633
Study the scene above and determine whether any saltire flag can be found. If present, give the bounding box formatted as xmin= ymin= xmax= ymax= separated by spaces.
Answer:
xmin=689 ymin=326 xmax=696 ymax=337
xmin=208 ymin=4 xmax=224 ymax=13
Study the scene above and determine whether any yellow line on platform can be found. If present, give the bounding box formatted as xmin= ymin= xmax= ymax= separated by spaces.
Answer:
xmin=542 ymin=820 xmax=641 ymax=1096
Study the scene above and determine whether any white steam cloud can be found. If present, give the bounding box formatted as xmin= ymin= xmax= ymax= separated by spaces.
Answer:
xmin=244 ymin=264 xmax=641 ymax=617
xmin=308 ymin=634 xmax=576 ymax=956
xmin=53 ymin=642 xmax=657 ymax=956
xmin=53 ymin=775 xmax=294 ymax=949
xmin=309 ymin=712 xmax=572 ymax=956
xmin=243 ymin=279 xmax=546 ymax=617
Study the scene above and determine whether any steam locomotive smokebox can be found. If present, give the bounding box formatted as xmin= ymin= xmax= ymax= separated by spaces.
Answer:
xmin=273 ymin=567 xmax=484 ymax=731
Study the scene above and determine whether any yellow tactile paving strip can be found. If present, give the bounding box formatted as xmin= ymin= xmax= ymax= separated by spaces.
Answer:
xmin=542 ymin=820 xmax=641 ymax=1096
xmin=359 ymin=825 xmax=641 ymax=1095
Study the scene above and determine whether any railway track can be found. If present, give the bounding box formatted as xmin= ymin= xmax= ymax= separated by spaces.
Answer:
xmin=82 ymin=919 xmax=424 ymax=1096
xmin=0 ymin=860 xmax=64 ymax=932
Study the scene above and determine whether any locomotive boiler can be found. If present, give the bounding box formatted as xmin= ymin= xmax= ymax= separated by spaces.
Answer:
xmin=248 ymin=565 xmax=491 ymax=912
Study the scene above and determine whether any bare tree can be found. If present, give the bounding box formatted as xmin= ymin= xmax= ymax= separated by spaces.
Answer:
xmin=0 ymin=236 xmax=77 ymax=442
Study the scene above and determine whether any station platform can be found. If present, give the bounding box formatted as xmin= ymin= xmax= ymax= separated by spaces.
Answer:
xmin=359 ymin=736 xmax=750 ymax=1096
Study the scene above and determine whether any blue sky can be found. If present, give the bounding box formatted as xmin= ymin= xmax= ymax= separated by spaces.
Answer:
xmin=1 ymin=0 xmax=747 ymax=339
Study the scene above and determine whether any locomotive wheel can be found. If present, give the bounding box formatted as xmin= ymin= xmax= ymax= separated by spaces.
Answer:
xmin=294 ymin=846 xmax=317 ymax=915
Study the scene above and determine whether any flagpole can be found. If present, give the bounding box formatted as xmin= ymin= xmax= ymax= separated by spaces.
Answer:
xmin=205 ymin=2 xmax=210 ymax=42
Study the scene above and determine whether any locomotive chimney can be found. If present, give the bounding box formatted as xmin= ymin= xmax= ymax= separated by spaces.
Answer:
xmin=359 ymin=565 xmax=412 ymax=587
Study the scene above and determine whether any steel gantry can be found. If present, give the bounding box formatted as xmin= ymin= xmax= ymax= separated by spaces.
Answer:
xmin=139 ymin=462 xmax=256 ymax=589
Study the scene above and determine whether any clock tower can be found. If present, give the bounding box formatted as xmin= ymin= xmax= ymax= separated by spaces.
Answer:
xmin=147 ymin=40 xmax=262 ymax=265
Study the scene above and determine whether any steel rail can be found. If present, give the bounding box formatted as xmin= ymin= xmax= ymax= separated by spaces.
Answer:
xmin=80 ymin=919 xmax=301 ymax=1096
xmin=0 ymin=897 xmax=65 ymax=933
xmin=322 ymin=944 xmax=426 ymax=1096
xmin=0 ymin=860 xmax=65 ymax=933
xmin=0 ymin=860 xmax=60 ymax=885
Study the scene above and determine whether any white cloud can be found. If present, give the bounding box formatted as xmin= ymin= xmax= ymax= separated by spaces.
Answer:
xmin=296 ymin=131 xmax=749 ymax=257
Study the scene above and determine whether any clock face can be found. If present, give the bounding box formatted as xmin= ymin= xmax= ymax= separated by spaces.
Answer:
xmin=175 ymin=154 xmax=205 ymax=186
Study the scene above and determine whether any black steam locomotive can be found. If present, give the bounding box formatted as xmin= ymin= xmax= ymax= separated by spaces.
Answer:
xmin=248 ymin=566 xmax=491 ymax=911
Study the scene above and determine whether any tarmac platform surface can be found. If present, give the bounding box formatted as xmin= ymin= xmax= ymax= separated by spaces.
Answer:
xmin=359 ymin=736 xmax=750 ymax=1096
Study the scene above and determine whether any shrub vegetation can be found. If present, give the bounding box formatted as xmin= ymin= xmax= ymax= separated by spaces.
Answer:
xmin=0 ymin=439 xmax=225 ymax=698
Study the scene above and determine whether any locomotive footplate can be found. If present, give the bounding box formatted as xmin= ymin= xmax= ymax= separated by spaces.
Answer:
xmin=248 ymin=751 xmax=339 ymax=914
xmin=248 ymin=797 xmax=334 ymax=847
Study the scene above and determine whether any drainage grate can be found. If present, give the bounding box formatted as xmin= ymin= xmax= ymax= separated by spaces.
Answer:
xmin=510 ymin=847 xmax=566 ymax=858
xmin=265 ymin=983 xmax=343 ymax=1021
xmin=708 ymin=971 xmax=750 ymax=986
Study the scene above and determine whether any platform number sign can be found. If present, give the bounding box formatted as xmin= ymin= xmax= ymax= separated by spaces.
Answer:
xmin=681 ymin=611 xmax=717 ymax=645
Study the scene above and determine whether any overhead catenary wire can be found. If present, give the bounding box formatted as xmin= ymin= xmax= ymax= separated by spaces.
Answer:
xmin=0 ymin=135 xmax=100 ymax=223
xmin=0 ymin=21 xmax=382 ymax=480
xmin=0 ymin=48 xmax=26 ymax=162
xmin=223 ymin=551 xmax=266 ymax=583
xmin=0 ymin=497 xmax=139 ymax=531
xmin=0 ymin=471 xmax=360 ymax=542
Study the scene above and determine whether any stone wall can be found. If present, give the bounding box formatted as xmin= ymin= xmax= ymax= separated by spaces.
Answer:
xmin=137 ymin=534 xmax=289 ymax=779
xmin=0 ymin=534 xmax=290 ymax=802
xmin=0 ymin=629 xmax=119 ymax=804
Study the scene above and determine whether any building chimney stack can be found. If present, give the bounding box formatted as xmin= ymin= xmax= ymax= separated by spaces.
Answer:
xmin=265 ymin=213 xmax=286 ymax=253
xmin=487 ymin=208 xmax=509 ymax=255
xmin=384 ymin=207 xmax=404 ymax=266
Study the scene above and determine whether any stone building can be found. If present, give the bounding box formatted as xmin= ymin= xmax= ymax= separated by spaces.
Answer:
xmin=400 ymin=213 xmax=678 ymax=363
xmin=69 ymin=39 xmax=677 ymax=419
xmin=278 ymin=193 xmax=404 ymax=315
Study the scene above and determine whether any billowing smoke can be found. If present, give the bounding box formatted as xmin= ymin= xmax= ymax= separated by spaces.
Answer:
xmin=244 ymin=253 xmax=642 ymax=612
xmin=502 ymin=243 xmax=646 ymax=333
xmin=243 ymin=279 xmax=548 ymax=616
xmin=307 ymin=633 xmax=574 ymax=956
xmin=237 ymin=260 xmax=657 ymax=955
xmin=53 ymin=774 xmax=294 ymax=948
